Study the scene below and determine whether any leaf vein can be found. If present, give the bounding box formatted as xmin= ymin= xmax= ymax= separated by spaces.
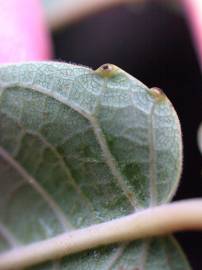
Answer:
xmin=0 ymin=147 xmax=72 ymax=231
xmin=0 ymin=223 xmax=19 ymax=248
xmin=148 ymin=104 xmax=157 ymax=206
xmin=30 ymin=131 xmax=95 ymax=212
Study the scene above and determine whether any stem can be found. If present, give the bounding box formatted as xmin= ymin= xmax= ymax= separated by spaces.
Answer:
xmin=1 ymin=199 xmax=202 ymax=270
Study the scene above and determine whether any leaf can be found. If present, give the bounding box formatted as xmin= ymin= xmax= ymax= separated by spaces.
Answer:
xmin=198 ymin=122 xmax=202 ymax=155
xmin=0 ymin=62 xmax=189 ymax=269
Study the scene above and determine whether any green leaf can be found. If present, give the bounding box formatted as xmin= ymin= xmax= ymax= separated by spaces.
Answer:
xmin=0 ymin=62 xmax=189 ymax=269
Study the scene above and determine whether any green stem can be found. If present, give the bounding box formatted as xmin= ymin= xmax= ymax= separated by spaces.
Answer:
xmin=1 ymin=199 xmax=202 ymax=270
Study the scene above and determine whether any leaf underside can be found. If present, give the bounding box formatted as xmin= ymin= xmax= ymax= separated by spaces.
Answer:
xmin=0 ymin=62 xmax=189 ymax=269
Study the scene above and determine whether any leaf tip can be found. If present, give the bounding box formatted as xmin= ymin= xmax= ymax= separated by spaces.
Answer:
xmin=95 ymin=64 xmax=119 ymax=78
xmin=149 ymin=87 xmax=167 ymax=102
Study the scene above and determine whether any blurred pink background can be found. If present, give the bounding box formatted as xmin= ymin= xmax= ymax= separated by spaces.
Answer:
xmin=0 ymin=0 xmax=51 ymax=63
xmin=182 ymin=0 xmax=202 ymax=68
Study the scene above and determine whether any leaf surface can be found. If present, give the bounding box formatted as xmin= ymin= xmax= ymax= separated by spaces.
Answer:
xmin=0 ymin=62 xmax=189 ymax=269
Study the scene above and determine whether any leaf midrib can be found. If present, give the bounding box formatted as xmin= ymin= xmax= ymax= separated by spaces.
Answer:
xmin=148 ymin=104 xmax=158 ymax=206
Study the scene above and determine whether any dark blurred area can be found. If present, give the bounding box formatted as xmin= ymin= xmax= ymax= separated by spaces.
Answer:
xmin=53 ymin=1 xmax=202 ymax=269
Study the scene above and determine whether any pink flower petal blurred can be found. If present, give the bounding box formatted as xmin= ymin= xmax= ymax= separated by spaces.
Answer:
xmin=182 ymin=0 xmax=202 ymax=68
xmin=0 ymin=0 xmax=52 ymax=63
